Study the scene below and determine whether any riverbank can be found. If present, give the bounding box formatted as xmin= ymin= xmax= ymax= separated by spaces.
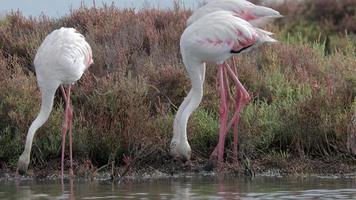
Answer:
xmin=1 ymin=155 xmax=356 ymax=181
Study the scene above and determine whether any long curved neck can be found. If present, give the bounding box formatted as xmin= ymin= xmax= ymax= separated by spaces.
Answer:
xmin=172 ymin=56 xmax=205 ymax=145
xmin=22 ymin=86 xmax=57 ymax=158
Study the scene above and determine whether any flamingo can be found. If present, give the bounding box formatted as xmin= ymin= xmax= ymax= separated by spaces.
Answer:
xmin=169 ymin=10 xmax=277 ymax=167
xmin=179 ymin=0 xmax=281 ymax=166
xmin=17 ymin=27 xmax=93 ymax=177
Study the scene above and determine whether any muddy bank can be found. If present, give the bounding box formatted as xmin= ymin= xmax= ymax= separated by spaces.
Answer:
xmin=1 ymin=156 xmax=356 ymax=181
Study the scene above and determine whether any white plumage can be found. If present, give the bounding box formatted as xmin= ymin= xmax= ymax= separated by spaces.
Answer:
xmin=17 ymin=27 xmax=93 ymax=177
xmin=187 ymin=0 xmax=282 ymax=27
xmin=182 ymin=11 xmax=276 ymax=64
xmin=35 ymin=27 xmax=93 ymax=87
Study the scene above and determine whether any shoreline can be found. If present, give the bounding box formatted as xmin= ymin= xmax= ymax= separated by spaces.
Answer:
xmin=2 ymin=156 xmax=356 ymax=182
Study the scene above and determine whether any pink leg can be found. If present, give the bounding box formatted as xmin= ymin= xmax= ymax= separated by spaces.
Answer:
xmin=60 ymin=85 xmax=68 ymax=102
xmin=227 ymin=61 xmax=251 ymax=165
xmin=232 ymin=90 xmax=243 ymax=165
xmin=68 ymin=109 xmax=74 ymax=177
xmin=217 ymin=64 xmax=229 ymax=167
xmin=60 ymin=86 xmax=69 ymax=178
xmin=66 ymin=86 xmax=74 ymax=177
xmin=225 ymin=62 xmax=250 ymax=101
xmin=224 ymin=62 xmax=251 ymax=131
xmin=231 ymin=57 xmax=240 ymax=165
xmin=210 ymin=61 xmax=231 ymax=158
xmin=211 ymin=61 xmax=250 ymax=163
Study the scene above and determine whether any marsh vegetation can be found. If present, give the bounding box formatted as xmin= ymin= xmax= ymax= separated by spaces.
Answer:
xmin=0 ymin=0 xmax=355 ymax=176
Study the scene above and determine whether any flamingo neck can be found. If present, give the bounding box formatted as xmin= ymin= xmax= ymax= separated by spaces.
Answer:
xmin=173 ymin=56 xmax=205 ymax=147
xmin=21 ymin=86 xmax=57 ymax=159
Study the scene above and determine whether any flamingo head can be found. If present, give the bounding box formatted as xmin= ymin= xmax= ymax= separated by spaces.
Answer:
xmin=169 ymin=140 xmax=191 ymax=162
xmin=17 ymin=153 xmax=30 ymax=175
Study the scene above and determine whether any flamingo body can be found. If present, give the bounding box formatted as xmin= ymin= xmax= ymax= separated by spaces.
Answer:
xmin=17 ymin=27 xmax=93 ymax=176
xmin=182 ymin=11 xmax=276 ymax=64
xmin=35 ymin=28 xmax=93 ymax=86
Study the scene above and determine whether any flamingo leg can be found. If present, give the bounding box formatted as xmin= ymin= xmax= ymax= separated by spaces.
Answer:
xmin=226 ymin=61 xmax=251 ymax=165
xmin=60 ymin=85 xmax=74 ymax=177
xmin=66 ymin=86 xmax=74 ymax=177
xmin=60 ymin=86 xmax=68 ymax=102
xmin=231 ymin=57 xmax=240 ymax=165
xmin=210 ymin=61 xmax=232 ymax=160
xmin=232 ymin=91 xmax=242 ymax=165
xmin=60 ymin=85 xmax=69 ymax=178
xmin=211 ymin=59 xmax=250 ymax=166
xmin=223 ymin=62 xmax=233 ymax=163
xmin=217 ymin=64 xmax=229 ymax=167
xmin=224 ymin=62 xmax=251 ymax=130
xmin=225 ymin=62 xmax=250 ymax=102
xmin=68 ymin=112 xmax=74 ymax=177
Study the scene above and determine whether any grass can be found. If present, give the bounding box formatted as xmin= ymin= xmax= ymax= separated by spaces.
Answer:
xmin=0 ymin=1 xmax=355 ymax=173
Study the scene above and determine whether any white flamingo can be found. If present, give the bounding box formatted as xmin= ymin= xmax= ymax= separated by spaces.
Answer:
xmin=177 ymin=0 xmax=281 ymax=166
xmin=170 ymin=11 xmax=277 ymax=167
xmin=17 ymin=27 xmax=93 ymax=177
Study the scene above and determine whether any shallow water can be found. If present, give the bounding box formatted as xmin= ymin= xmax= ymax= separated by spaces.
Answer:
xmin=1 ymin=175 xmax=356 ymax=199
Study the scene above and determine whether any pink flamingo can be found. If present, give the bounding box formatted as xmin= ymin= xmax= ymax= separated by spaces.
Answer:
xmin=170 ymin=10 xmax=277 ymax=167
xmin=184 ymin=0 xmax=281 ymax=166
xmin=17 ymin=27 xmax=93 ymax=177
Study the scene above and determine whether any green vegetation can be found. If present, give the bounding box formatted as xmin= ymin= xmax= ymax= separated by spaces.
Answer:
xmin=0 ymin=0 xmax=355 ymax=173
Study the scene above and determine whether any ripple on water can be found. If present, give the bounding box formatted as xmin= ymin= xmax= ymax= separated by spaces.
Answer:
xmin=33 ymin=194 xmax=49 ymax=197
xmin=82 ymin=196 xmax=120 ymax=199
xmin=242 ymin=189 xmax=356 ymax=200
xmin=130 ymin=192 xmax=149 ymax=195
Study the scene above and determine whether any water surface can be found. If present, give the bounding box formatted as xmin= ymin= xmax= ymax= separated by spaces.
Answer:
xmin=1 ymin=175 xmax=356 ymax=199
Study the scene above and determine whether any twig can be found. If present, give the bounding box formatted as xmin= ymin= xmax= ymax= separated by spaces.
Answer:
xmin=94 ymin=89 xmax=112 ymax=96
xmin=148 ymin=84 xmax=178 ymax=110
xmin=118 ymin=156 xmax=134 ymax=182
xmin=118 ymin=145 xmax=156 ymax=182
xmin=93 ymin=163 xmax=109 ymax=174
